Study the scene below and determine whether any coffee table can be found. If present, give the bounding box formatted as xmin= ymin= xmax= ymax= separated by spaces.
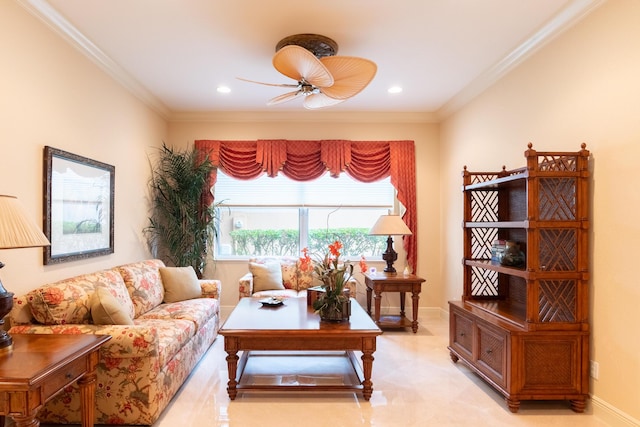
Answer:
xmin=219 ymin=297 xmax=382 ymax=400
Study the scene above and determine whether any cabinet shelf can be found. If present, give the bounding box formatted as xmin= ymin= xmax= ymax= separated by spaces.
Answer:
xmin=464 ymin=221 xmax=528 ymax=228
xmin=459 ymin=300 xmax=526 ymax=330
xmin=463 ymin=168 xmax=527 ymax=191
xmin=464 ymin=259 xmax=528 ymax=278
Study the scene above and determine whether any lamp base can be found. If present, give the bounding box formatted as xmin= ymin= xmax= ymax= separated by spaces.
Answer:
xmin=0 ymin=268 xmax=14 ymax=355
xmin=382 ymin=235 xmax=398 ymax=275
xmin=0 ymin=331 xmax=12 ymax=354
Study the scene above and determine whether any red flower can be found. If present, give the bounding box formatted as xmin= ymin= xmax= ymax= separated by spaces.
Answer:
xmin=328 ymin=240 xmax=342 ymax=258
xmin=359 ymin=255 xmax=368 ymax=273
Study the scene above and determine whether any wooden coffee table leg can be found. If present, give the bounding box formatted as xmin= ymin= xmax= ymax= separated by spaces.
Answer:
xmin=224 ymin=337 xmax=239 ymax=400
xmin=361 ymin=338 xmax=376 ymax=401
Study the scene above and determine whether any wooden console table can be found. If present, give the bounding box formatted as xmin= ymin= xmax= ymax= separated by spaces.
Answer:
xmin=0 ymin=334 xmax=111 ymax=427
xmin=364 ymin=272 xmax=426 ymax=333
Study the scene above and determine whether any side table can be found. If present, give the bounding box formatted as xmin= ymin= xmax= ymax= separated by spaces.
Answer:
xmin=0 ymin=334 xmax=111 ymax=427
xmin=364 ymin=272 xmax=426 ymax=333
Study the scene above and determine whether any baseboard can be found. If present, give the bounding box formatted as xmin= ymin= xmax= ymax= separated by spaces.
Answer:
xmin=591 ymin=395 xmax=640 ymax=427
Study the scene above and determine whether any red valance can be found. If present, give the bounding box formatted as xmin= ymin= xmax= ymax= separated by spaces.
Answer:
xmin=195 ymin=139 xmax=418 ymax=271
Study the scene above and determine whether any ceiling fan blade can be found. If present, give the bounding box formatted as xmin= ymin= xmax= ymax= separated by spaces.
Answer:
xmin=273 ymin=45 xmax=334 ymax=87
xmin=236 ymin=77 xmax=299 ymax=88
xmin=303 ymin=93 xmax=345 ymax=110
xmin=267 ymin=90 xmax=302 ymax=106
xmin=319 ymin=56 xmax=377 ymax=100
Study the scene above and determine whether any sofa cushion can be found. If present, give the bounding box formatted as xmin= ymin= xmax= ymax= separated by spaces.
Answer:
xmin=91 ymin=287 xmax=134 ymax=325
xmin=249 ymin=257 xmax=298 ymax=290
xmin=28 ymin=269 xmax=129 ymax=325
xmin=117 ymin=259 xmax=166 ymax=317
xmin=159 ymin=266 xmax=201 ymax=303
xmin=139 ymin=298 xmax=219 ymax=330
xmin=249 ymin=261 xmax=285 ymax=292
xmin=98 ymin=274 xmax=136 ymax=320
xmin=127 ymin=318 xmax=196 ymax=368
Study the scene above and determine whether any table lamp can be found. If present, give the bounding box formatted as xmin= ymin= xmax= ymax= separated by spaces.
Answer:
xmin=0 ymin=195 xmax=50 ymax=353
xmin=369 ymin=213 xmax=412 ymax=275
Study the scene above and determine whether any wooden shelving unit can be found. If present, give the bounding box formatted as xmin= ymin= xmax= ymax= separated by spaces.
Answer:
xmin=448 ymin=143 xmax=591 ymax=413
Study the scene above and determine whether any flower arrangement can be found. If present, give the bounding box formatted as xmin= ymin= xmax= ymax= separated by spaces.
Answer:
xmin=300 ymin=241 xmax=368 ymax=321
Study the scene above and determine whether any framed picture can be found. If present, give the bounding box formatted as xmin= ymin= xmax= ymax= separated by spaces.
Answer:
xmin=43 ymin=146 xmax=115 ymax=264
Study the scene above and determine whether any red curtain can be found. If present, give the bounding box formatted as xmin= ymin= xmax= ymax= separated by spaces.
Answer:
xmin=195 ymin=139 xmax=418 ymax=271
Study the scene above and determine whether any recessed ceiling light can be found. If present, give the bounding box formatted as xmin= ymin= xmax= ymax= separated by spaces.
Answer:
xmin=388 ymin=86 xmax=403 ymax=94
xmin=217 ymin=86 xmax=231 ymax=94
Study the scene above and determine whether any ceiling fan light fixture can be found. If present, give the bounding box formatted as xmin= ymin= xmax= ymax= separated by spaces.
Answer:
xmin=275 ymin=34 xmax=338 ymax=58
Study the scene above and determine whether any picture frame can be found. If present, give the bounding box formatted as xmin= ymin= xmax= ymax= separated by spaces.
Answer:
xmin=43 ymin=146 xmax=115 ymax=264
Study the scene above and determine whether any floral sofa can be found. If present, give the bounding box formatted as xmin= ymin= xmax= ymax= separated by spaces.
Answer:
xmin=238 ymin=256 xmax=355 ymax=299
xmin=9 ymin=259 xmax=221 ymax=425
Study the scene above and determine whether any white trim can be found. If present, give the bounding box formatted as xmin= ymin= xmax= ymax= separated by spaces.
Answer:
xmin=591 ymin=395 xmax=640 ymax=427
xmin=168 ymin=111 xmax=439 ymax=124
xmin=436 ymin=0 xmax=607 ymax=120
xmin=15 ymin=0 xmax=171 ymax=119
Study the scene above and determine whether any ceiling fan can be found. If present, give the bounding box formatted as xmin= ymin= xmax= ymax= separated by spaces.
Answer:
xmin=239 ymin=34 xmax=377 ymax=109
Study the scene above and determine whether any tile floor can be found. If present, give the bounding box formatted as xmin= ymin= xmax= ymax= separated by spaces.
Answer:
xmin=29 ymin=310 xmax=610 ymax=427
xmin=145 ymin=312 xmax=609 ymax=427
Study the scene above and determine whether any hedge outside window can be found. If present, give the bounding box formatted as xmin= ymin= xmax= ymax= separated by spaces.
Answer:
xmin=214 ymin=171 xmax=392 ymax=258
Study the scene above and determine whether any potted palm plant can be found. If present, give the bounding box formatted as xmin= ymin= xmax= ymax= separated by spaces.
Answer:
xmin=145 ymin=143 xmax=218 ymax=278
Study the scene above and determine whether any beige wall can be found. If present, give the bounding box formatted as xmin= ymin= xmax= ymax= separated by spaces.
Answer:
xmin=0 ymin=1 xmax=166 ymax=298
xmin=440 ymin=0 xmax=640 ymax=424
xmin=167 ymin=119 xmax=441 ymax=311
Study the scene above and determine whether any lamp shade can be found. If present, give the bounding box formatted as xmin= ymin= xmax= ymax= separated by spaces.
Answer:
xmin=0 ymin=195 xmax=50 ymax=249
xmin=369 ymin=214 xmax=412 ymax=236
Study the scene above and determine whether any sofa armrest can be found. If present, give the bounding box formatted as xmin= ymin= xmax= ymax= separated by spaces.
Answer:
xmin=199 ymin=279 xmax=221 ymax=299
xmin=9 ymin=324 xmax=161 ymax=359
xmin=238 ymin=272 xmax=253 ymax=299
xmin=9 ymin=294 xmax=33 ymax=325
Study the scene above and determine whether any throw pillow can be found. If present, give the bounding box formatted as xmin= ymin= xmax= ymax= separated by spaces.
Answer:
xmin=159 ymin=266 xmax=202 ymax=303
xmin=91 ymin=287 xmax=134 ymax=325
xmin=249 ymin=261 xmax=285 ymax=292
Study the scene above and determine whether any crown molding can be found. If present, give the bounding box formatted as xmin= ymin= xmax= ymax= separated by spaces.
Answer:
xmin=168 ymin=111 xmax=439 ymax=124
xmin=16 ymin=0 xmax=171 ymax=119
xmin=436 ymin=0 xmax=607 ymax=121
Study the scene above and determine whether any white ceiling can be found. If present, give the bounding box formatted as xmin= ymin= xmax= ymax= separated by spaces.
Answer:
xmin=19 ymin=0 xmax=603 ymax=120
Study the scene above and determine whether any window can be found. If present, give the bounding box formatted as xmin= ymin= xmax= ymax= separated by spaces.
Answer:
xmin=214 ymin=171 xmax=393 ymax=259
